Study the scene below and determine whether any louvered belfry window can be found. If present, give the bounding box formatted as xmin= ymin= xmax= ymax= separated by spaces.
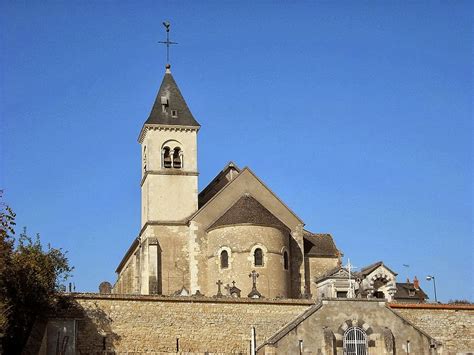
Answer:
xmin=172 ymin=147 xmax=182 ymax=168
xmin=163 ymin=147 xmax=172 ymax=168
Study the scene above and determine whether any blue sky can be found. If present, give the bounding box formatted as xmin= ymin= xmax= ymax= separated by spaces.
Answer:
xmin=1 ymin=1 xmax=472 ymax=301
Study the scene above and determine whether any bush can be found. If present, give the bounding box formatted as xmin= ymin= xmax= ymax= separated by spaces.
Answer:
xmin=0 ymin=194 xmax=73 ymax=353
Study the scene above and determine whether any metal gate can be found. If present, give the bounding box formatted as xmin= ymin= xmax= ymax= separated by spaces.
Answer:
xmin=343 ymin=327 xmax=367 ymax=355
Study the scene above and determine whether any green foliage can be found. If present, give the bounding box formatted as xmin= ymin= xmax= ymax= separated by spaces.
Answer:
xmin=0 ymin=191 xmax=15 ymax=339
xmin=0 ymin=194 xmax=74 ymax=353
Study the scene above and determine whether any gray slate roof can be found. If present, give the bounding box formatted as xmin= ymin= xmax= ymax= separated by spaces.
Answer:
xmin=303 ymin=231 xmax=340 ymax=257
xmin=209 ymin=195 xmax=288 ymax=231
xmin=145 ymin=66 xmax=200 ymax=127
xmin=394 ymin=282 xmax=428 ymax=302
xmin=198 ymin=162 xmax=240 ymax=208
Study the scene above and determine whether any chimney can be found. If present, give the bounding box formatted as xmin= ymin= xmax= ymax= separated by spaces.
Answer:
xmin=413 ymin=276 xmax=419 ymax=290
xmin=406 ymin=278 xmax=410 ymax=283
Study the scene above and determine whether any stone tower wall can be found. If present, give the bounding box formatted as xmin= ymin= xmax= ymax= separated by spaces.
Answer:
xmin=142 ymin=224 xmax=191 ymax=295
xmin=140 ymin=127 xmax=198 ymax=225
xmin=114 ymin=224 xmax=192 ymax=296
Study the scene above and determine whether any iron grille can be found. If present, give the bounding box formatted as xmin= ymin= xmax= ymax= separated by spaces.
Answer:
xmin=343 ymin=326 xmax=367 ymax=355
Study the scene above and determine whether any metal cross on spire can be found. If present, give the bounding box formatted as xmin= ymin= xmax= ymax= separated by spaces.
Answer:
xmin=158 ymin=21 xmax=178 ymax=64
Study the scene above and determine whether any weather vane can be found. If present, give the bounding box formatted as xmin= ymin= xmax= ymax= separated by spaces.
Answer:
xmin=158 ymin=21 xmax=178 ymax=64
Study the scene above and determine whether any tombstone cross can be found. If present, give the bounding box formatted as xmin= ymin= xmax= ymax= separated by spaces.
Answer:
xmin=216 ymin=279 xmax=223 ymax=297
xmin=249 ymin=270 xmax=259 ymax=289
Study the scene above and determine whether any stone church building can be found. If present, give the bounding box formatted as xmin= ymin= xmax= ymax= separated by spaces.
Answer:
xmin=111 ymin=64 xmax=408 ymax=303
xmin=112 ymin=63 xmax=342 ymax=299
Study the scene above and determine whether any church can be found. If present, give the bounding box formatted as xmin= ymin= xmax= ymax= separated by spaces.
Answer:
xmin=25 ymin=63 xmax=473 ymax=355
xmin=111 ymin=64 xmax=424 ymax=304
xmin=112 ymin=63 xmax=336 ymax=299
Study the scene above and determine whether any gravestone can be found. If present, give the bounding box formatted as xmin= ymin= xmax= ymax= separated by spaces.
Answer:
xmin=99 ymin=281 xmax=112 ymax=294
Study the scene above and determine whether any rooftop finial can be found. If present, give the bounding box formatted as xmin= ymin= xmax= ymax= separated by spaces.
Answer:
xmin=159 ymin=21 xmax=178 ymax=67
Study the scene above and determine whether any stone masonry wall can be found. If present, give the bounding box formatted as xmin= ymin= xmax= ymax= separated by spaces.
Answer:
xmin=305 ymin=256 xmax=339 ymax=298
xmin=389 ymin=303 xmax=474 ymax=354
xmin=73 ymin=294 xmax=312 ymax=354
xmin=50 ymin=295 xmax=473 ymax=354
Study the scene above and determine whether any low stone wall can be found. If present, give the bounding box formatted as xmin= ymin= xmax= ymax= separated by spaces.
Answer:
xmin=73 ymin=293 xmax=312 ymax=354
xmin=33 ymin=294 xmax=473 ymax=354
xmin=389 ymin=303 xmax=474 ymax=354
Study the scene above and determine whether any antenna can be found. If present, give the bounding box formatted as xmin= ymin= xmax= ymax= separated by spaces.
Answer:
xmin=158 ymin=21 xmax=178 ymax=64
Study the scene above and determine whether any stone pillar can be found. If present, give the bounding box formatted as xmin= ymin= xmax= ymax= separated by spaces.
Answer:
xmin=140 ymin=239 xmax=149 ymax=294
xmin=133 ymin=250 xmax=141 ymax=294
xmin=188 ymin=221 xmax=200 ymax=294
xmin=179 ymin=150 xmax=184 ymax=169
xmin=148 ymin=238 xmax=159 ymax=294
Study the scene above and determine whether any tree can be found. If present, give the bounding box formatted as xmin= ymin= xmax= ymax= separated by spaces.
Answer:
xmin=0 ymin=194 xmax=74 ymax=353
xmin=0 ymin=192 xmax=15 ymax=347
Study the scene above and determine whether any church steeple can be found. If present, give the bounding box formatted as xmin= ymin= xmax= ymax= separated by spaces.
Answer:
xmin=144 ymin=64 xmax=200 ymax=128
xmin=139 ymin=64 xmax=200 ymax=226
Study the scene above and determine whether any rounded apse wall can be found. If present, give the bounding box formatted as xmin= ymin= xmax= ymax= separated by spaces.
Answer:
xmin=206 ymin=225 xmax=290 ymax=298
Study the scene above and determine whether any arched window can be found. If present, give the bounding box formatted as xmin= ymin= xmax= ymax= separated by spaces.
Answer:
xmin=254 ymin=248 xmax=263 ymax=267
xmin=172 ymin=147 xmax=182 ymax=168
xmin=343 ymin=327 xmax=367 ymax=355
xmin=163 ymin=147 xmax=172 ymax=168
xmin=283 ymin=251 xmax=289 ymax=270
xmin=220 ymin=250 xmax=229 ymax=269
xmin=143 ymin=146 xmax=147 ymax=172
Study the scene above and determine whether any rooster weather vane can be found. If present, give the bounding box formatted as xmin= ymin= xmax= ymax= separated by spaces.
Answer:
xmin=158 ymin=21 xmax=178 ymax=64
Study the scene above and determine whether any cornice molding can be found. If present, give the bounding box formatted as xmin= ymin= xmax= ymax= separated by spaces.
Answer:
xmin=141 ymin=170 xmax=199 ymax=186
xmin=138 ymin=124 xmax=200 ymax=143
xmin=139 ymin=220 xmax=190 ymax=237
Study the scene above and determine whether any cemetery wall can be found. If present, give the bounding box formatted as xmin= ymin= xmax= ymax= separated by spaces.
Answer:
xmin=73 ymin=293 xmax=312 ymax=354
xmin=27 ymin=294 xmax=474 ymax=354
xmin=389 ymin=303 xmax=474 ymax=354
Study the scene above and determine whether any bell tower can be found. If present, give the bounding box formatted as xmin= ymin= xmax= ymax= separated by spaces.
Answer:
xmin=139 ymin=64 xmax=200 ymax=226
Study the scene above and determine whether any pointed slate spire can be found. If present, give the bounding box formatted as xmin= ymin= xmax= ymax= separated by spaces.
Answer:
xmin=144 ymin=64 xmax=200 ymax=127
